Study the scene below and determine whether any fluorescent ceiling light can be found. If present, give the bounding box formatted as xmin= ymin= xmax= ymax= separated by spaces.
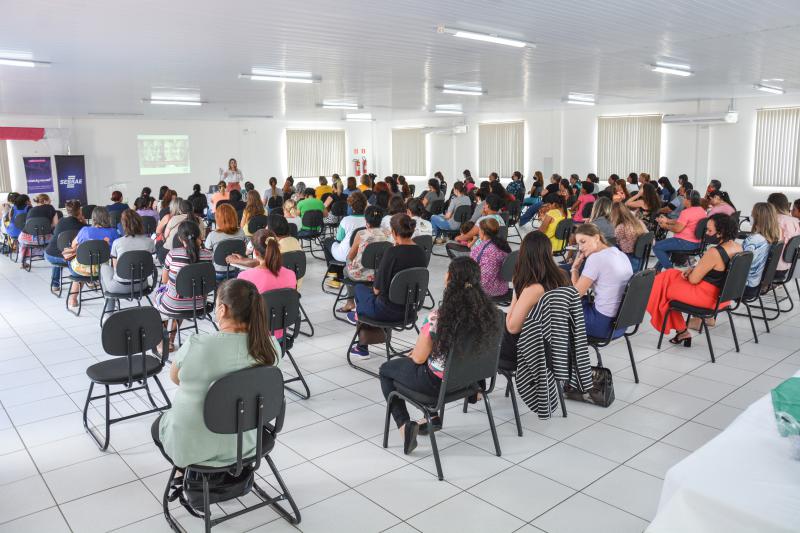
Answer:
xmin=0 ymin=58 xmax=49 ymax=67
xmin=566 ymin=99 xmax=595 ymax=106
xmin=144 ymin=98 xmax=203 ymax=106
xmin=241 ymin=69 xmax=317 ymax=83
xmin=564 ymin=92 xmax=596 ymax=105
xmin=650 ymin=62 xmax=693 ymax=77
xmin=441 ymin=84 xmax=485 ymax=96
xmin=346 ymin=113 xmax=373 ymax=122
xmin=754 ymin=83 xmax=785 ymax=95
xmin=322 ymin=101 xmax=361 ymax=110
xmin=437 ymin=25 xmax=533 ymax=48
xmin=434 ymin=104 xmax=463 ymax=115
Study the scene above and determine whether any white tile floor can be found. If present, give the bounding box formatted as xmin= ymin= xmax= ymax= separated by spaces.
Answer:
xmin=0 ymin=234 xmax=798 ymax=533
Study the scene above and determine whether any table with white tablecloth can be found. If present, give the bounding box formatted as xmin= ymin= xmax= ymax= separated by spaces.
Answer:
xmin=648 ymin=371 xmax=800 ymax=533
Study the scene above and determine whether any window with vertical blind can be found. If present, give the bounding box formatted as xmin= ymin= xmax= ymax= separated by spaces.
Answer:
xmin=0 ymin=141 xmax=10 ymax=192
xmin=391 ymin=128 xmax=426 ymax=176
xmin=479 ymin=121 xmax=524 ymax=179
xmin=286 ymin=129 xmax=346 ymax=178
xmin=596 ymin=115 xmax=661 ymax=179
xmin=753 ymin=107 xmax=800 ymax=187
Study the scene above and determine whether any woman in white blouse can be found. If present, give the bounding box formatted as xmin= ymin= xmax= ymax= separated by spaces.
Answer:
xmin=219 ymin=158 xmax=243 ymax=191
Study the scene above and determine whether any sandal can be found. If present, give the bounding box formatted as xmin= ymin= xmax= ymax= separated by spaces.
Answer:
xmin=418 ymin=416 xmax=442 ymax=436
xmin=669 ymin=329 xmax=692 ymax=347
xmin=336 ymin=305 xmax=355 ymax=313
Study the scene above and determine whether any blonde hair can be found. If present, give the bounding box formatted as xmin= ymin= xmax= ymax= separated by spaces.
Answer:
xmin=574 ymin=223 xmax=610 ymax=246
xmin=34 ymin=193 xmax=51 ymax=204
xmin=751 ymin=202 xmax=782 ymax=244
xmin=611 ymin=203 xmax=646 ymax=237
xmin=283 ymin=198 xmax=298 ymax=217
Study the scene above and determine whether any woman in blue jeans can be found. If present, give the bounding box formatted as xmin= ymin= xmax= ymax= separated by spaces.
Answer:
xmin=652 ymin=190 xmax=707 ymax=270
xmin=44 ymin=200 xmax=86 ymax=292
xmin=430 ymin=181 xmax=471 ymax=241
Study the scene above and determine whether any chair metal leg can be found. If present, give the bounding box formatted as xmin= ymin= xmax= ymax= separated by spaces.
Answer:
xmin=759 ymin=296 xmax=771 ymax=333
xmin=657 ymin=309 xmax=671 ymax=349
xmin=702 ymin=317 xmax=716 ymax=363
xmin=623 ymin=335 xmax=639 ymax=383
xmin=425 ymin=410 xmax=444 ymax=481
xmin=297 ymin=301 xmax=315 ymax=337
xmin=382 ymin=397 xmax=393 ymax=448
xmin=556 ymin=380 xmax=568 ymax=417
xmin=258 ymin=455 xmax=302 ymax=524
xmin=744 ymin=304 xmax=758 ymax=343
xmin=202 ymin=475 xmax=211 ymax=533
xmin=482 ymin=392 xmax=502 ymax=457
xmin=506 ymin=374 xmax=523 ymax=436
xmin=83 ymin=383 xmax=111 ymax=451
xmin=423 ymin=288 xmax=435 ymax=310
xmin=282 ymin=350 xmax=311 ymax=400
xmin=589 ymin=344 xmax=604 ymax=368
xmin=162 ymin=467 xmax=182 ymax=532
xmin=725 ymin=309 xmax=740 ymax=352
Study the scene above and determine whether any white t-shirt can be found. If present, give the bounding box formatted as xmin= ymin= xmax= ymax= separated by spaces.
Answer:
xmin=331 ymin=215 xmax=366 ymax=262
xmin=221 ymin=169 xmax=243 ymax=184
xmin=412 ymin=216 xmax=433 ymax=238
xmin=582 ymin=246 xmax=633 ymax=317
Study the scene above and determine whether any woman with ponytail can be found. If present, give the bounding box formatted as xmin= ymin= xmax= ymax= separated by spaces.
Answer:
xmin=378 ymin=256 xmax=502 ymax=454
xmin=155 ymin=221 xmax=213 ymax=351
xmin=470 ymin=217 xmax=512 ymax=297
xmin=154 ymin=278 xmax=280 ymax=470
xmin=707 ymin=190 xmax=736 ymax=217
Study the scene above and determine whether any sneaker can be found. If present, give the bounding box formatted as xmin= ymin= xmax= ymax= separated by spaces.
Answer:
xmin=325 ymin=279 xmax=343 ymax=289
xmin=345 ymin=311 xmax=358 ymax=326
xmin=349 ymin=344 xmax=370 ymax=360
xmin=434 ymin=236 xmax=447 ymax=245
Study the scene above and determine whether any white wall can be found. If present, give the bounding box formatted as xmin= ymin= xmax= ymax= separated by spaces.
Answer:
xmin=4 ymin=92 xmax=800 ymax=214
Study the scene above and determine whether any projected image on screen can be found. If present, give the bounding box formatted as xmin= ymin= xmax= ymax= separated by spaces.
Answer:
xmin=137 ymin=134 xmax=191 ymax=175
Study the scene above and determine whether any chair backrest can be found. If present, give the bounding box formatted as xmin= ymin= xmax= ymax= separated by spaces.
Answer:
xmin=363 ymin=189 xmax=374 ymax=200
xmin=203 ymin=365 xmax=285 ymax=473
xmin=212 ymin=238 xmax=246 ymax=267
xmin=497 ymin=225 xmax=509 ymax=242
xmin=506 ymin=200 xmax=521 ymax=223
xmin=581 ymin=201 xmax=595 ymax=219
xmin=13 ymin=212 xmax=26 ymax=229
xmin=758 ymin=241 xmax=785 ymax=291
xmin=438 ymin=310 xmax=503 ymax=405
xmin=141 ymin=216 xmax=157 ymax=235
xmin=171 ymin=233 xmax=181 ymax=249
xmin=57 ymin=229 xmax=79 ymax=251
xmin=330 ymin=200 xmax=348 ymax=217
xmin=632 ymin=232 xmax=655 ymax=270
xmin=281 ymin=250 xmax=306 ymax=279
xmin=612 ymin=269 xmax=656 ymax=332
xmin=115 ymin=250 xmax=155 ymax=282
xmin=387 ymin=267 xmax=430 ymax=322
xmin=500 ymin=250 xmax=518 ymax=283
xmin=782 ymin=234 xmax=800 ymax=280
xmin=429 ymin=199 xmax=445 ymax=215
xmin=267 ymin=196 xmax=283 ymax=210
xmin=554 ymin=218 xmax=574 ymax=241
xmin=288 ymin=223 xmax=298 ymax=238
xmin=498 ymin=211 xmax=510 ymax=225
xmin=109 ymin=210 xmax=122 ymax=227
xmin=361 ymin=240 xmax=392 ymax=269
xmin=262 ymin=288 xmax=300 ymax=341
xmin=101 ymin=306 xmax=164 ymax=356
xmin=81 ymin=204 xmax=96 ymax=221
xmin=694 ymin=217 xmax=709 ymax=241
xmin=247 ymin=215 xmax=269 ymax=234
xmin=718 ymin=251 xmax=754 ymax=304
xmin=174 ymin=262 xmax=217 ymax=299
xmin=452 ymin=204 xmax=472 ymax=225
xmin=300 ymin=210 xmax=323 ymax=232
xmin=408 ymin=184 xmax=416 ymax=196
xmin=22 ymin=217 xmax=51 ymax=237
xmin=76 ymin=239 xmax=111 ymax=266
xmin=413 ymin=235 xmax=433 ymax=266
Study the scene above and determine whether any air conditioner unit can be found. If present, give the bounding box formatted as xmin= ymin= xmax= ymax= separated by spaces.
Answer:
xmin=423 ymin=124 xmax=469 ymax=135
xmin=662 ymin=112 xmax=739 ymax=125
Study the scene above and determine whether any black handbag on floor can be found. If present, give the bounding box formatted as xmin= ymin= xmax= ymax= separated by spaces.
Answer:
xmin=564 ymin=364 xmax=615 ymax=407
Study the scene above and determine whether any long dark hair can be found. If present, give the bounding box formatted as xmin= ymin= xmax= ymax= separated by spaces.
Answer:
xmin=435 ymin=257 xmax=499 ymax=358
xmin=176 ymin=221 xmax=202 ymax=263
xmin=427 ymin=178 xmax=441 ymax=195
xmin=478 ymin=217 xmax=511 ymax=253
xmin=709 ymin=190 xmax=736 ymax=210
xmin=640 ymin=183 xmax=661 ymax=212
xmin=513 ymin=232 xmax=568 ymax=296
xmin=217 ymin=279 xmax=276 ymax=366
xmin=658 ymin=177 xmax=675 ymax=195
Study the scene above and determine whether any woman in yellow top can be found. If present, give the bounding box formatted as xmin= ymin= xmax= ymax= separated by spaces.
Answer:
xmin=358 ymin=174 xmax=371 ymax=191
xmin=538 ymin=196 xmax=568 ymax=252
xmin=240 ymin=190 xmax=266 ymax=237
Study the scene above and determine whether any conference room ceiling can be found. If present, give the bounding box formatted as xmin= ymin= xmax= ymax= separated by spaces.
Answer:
xmin=2 ymin=0 xmax=800 ymax=119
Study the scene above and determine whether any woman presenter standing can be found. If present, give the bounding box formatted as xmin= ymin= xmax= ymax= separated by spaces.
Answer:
xmin=219 ymin=158 xmax=243 ymax=192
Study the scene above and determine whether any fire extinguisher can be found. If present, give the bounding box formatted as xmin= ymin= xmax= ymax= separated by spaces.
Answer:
xmin=353 ymin=158 xmax=361 ymax=177
xmin=361 ymin=149 xmax=368 ymax=175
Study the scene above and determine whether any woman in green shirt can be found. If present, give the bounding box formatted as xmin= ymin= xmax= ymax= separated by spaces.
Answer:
xmin=153 ymin=278 xmax=280 ymax=472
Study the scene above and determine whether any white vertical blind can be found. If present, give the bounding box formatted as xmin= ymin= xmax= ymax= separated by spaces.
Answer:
xmin=597 ymin=115 xmax=661 ymax=179
xmin=753 ymin=107 xmax=800 ymax=187
xmin=391 ymin=128 xmax=426 ymax=176
xmin=286 ymin=129 xmax=346 ymax=178
xmin=0 ymin=141 xmax=10 ymax=193
xmin=479 ymin=121 xmax=524 ymax=179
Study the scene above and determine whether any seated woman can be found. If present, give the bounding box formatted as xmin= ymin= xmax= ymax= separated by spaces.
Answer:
xmin=204 ymin=203 xmax=246 ymax=281
xmin=652 ymin=190 xmax=707 ymax=270
xmin=153 ymin=278 xmax=280 ymax=474
xmin=268 ymin=214 xmax=303 ymax=285
xmin=336 ymin=206 xmax=388 ymax=314
xmin=612 ymin=179 xmax=629 ymax=204
xmin=322 ymin=191 xmax=367 ymax=288
xmin=571 ymin=182 xmax=596 ymax=224
xmin=767 ymin=193 xmax=800 ymax=279
xmin=742 ymin=202 xmax=782 ymax=300
xmin=611 ymin=202 xmax=648 ymax=271
xmin=134 ymin=195 xmax=159 ymax=222
xmin=262 ymin=176 xmax=280 ymax=206
xmin=707 ymin=190 xmax=736 ymax=217
xmin=378 ymin=256 xmax=499 ymax=454
xmin=420 ymin=178 xmax=444 ymax=215
xmin=343 ymin=176 xmax=359 ymax=197
xmin=381 ymin=195 xmax=407 ymax=232
xmin=430 ymin=181 xmax=470 ymax=243
xmin=588 ymin=196 xmax=615 ymax=241
xmin=18 ymin=193 xmax=59 ymax=265
xmin=64 ymin=207 xmax=119 ymax=309
xmin=501 ymin=232 xmax=569 ymax=365
xmin=446 ymin=194 xmax=504 ymax=258
xmin=625 ymin=182 xmax=661 ymax=219
xmin=155 ymin=221 xmax=213 ymax=352
xmin=470 ymin=218 xmax=512 ymax=298
xmin=240 ymin=190 xmax=266 ymax=237
xmin=45 ymin=199 xmax=86 ymax=293
xmin=100 ymin=209 xmax=156 ymax=298
xmin=5 ymin=194 xmax=30 ymax=248
xmin=281 ymin=198 xmax=302 ymax=229
xmin=646 ymin=213 xmax=742 ymax=346
xmin=187 ymin=184 xmax=208 ymax=218
xmin=347 ymin=214 xmax=427 ymax=358
xmin=405 ymin=199 xmax=433 ymax=238
xmin=106 ymin=190 xmax=129 ymax=213
xmin=569 ymin=224 xmax=633 ymax=339
xmin=537 ymin=195 xmax=568 ymax=253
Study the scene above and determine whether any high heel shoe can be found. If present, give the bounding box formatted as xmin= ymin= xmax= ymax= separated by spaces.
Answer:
xmin=669 ymin=330 xmax=692 ymax=347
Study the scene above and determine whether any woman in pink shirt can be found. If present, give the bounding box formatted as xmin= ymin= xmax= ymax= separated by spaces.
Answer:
xmin=768 ymin=193 xmax=800 ymax=276
xmin=707 ymin=190 xmax=736 ymax=217
xmin=652 ymin=190 xmax=708 ymax=270
xmin=571 ymin=182 xmax=596 ymax=223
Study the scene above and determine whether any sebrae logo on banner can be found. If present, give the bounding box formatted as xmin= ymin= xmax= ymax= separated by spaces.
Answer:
xmin=59 ymin=175 xmax=83 ymax=189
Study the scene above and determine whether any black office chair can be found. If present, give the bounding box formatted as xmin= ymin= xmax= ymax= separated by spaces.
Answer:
xmin=141 ymin=216 xmax=158 ymax=236
xmin=267 ymin=195 xmax=284 ymax=212
xmin=53 ymin=229 xmax=79 ymax=297
xmin=161 ymin=262 xmax=219 ymax=345
xmin=81 ymin=204 xmax=97 ymax=222
xmin=428 ymin=199 xmax=445 ymax=216
xmin=161 ymin=366 xmax=300 ymax=532
xmin=280 ymin=250 xmax=314 ymax=337
xmin=506 ymin=200 xmax=523 ymax=244
xmin=588 ymin=269 xmax=656 ymax=384
xmin=632 ymin=232 xmax=655 ymax=272
xmin=730 ymin=242 xmax=784 ymax=343
xmin=413 ymin=235 xmax=436 ymax=309
xmin=262 ymin=288 xmax=310 ymax=399
xmin=298 ymin=210 xmax=324 ymax=259
xmin=432 ymin=204 xmax=472 ymax=258
xmin=20 ymin=217 xmax=51 ymax=271
xmin=552 ymin=219 xmax=574 ymax=260
xmin=66 ymin=240 xmax=111 ymax=316
xmin=382 ymin=314 xmax=503 ymax=481
xmin=322 ymin=229 xmax=363 ymax=296
xmin=247 ymin=214 xmax=269 ymax=235
xmin=770 ymin=235 xmax=800 ymax=313
xmin=100 ymin=250 xmax=157 ymax=324
xmin=83 ymin=307 xmax=171 ymax=450
xmin=657 ymin=252 xmax=753 ymax=362
xmin=9 ymin=213 xmax=26 ymax=263
xmin=332 ymin=240 xmax=392 ymax=324
xmin=109 ymin=210 xmax=123 ymax=228
xmin=490 ymin=250 xmax=519 ymax=306
xmin=346 ymin=267 xmax=429 ymax=377
xmin=212 ymin=239 xmax=246 ymax=281
xmin=324 ymin=200 xmax=348 ymax=238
